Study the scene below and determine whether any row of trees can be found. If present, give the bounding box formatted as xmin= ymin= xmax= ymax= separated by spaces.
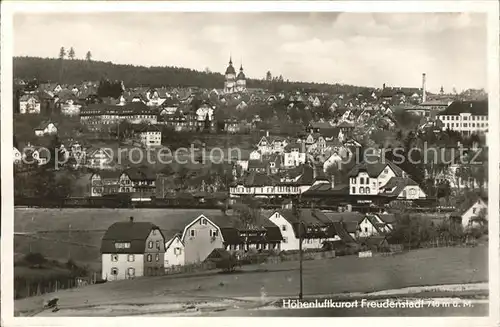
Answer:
xmin=59 ymin=47 xmax=92 ymax=61
xmin=14 ymin=56 xmax=370 ymax=93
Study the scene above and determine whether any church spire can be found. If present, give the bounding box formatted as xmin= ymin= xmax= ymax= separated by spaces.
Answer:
xmin=229 ymin=54 xmax=233 ymax=65
xmin=240 ymin=58 xmax=243 ymax=71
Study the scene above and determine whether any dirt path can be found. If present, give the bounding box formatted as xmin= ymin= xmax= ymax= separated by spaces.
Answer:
xmin=21 ymin=282 xmax=488 ymax=317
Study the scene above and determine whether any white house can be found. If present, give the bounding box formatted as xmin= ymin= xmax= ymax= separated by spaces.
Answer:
xmin=379 ymin=177 xmax=427 ymax=200
xmin=164 ymin=234 xmax=185 ymax=269
xmin=437 ymin=100 xmax=488 ymax=136
xmin=34 ymin=122 xmax=58 ymax=137
xmin=13 ymin=147 xmax=22 ymax=164
xmin=452 ymin=197 xmax=488 ymax=228
xmin=100 ymin=218 xmax=166 ymax=281
xmin=139 ymin=125 xmax=162 ymax=147
xmin=19 ymin=94 xmax=41 ymax=114
xmin=283 ymin=142 xmax=306 ymax=168
xmin=268 ymin=209 xmax=333 ymax=251
xmin=358 ymin=214 xmax=392 ymax=238
xmin=348 ymin=156 xmax=405 ymax=196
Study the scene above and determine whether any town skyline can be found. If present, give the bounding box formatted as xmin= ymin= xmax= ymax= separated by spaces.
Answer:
xmin=14 ymin=12 xmax=487 ymax=93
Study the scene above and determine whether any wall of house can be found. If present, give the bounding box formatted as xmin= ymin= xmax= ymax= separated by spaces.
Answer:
xmin=143 ymin=229 xmax=166 ymax=276
xmin=268 ymin=212 xmax=326 ymax=251
xmin=399 ymin=185 xmax=426 ymax=200
xmin=358 ymin=218 xmax=378 ymax=238
xmin=462 ymin=200 xmax=487 ymax=228
xmin=183 ymin=216 xmax=224 ymax=264
xmin=101 ymin=253 xmax=145 ymax=281
xmin=165 ymin=237 xmax=185 ymax=268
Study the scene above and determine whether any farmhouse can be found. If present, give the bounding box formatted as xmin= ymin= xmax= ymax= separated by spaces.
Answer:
xmin=100 ymin=217 xmax=166 ymax=281
xmin=164 ymin=233 xmax=185 ymax=270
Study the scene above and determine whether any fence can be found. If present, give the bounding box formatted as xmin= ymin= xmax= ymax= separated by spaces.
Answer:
xmin=164 ymin=261 xmax=216 ymax=275
xmin=14 ymin=272 xmax=99 ymax=300
xmin=265 ymin=250 xmax=336 ymax=264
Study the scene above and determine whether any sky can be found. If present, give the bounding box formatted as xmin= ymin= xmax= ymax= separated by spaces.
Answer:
xmin=13 ymin=12 xmax=487 ymax=93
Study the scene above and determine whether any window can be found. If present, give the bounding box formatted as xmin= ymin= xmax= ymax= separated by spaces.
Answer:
xmin=127 ymin=254 xmax=135 ymax=262
xmin=364 ymin=227 xmax=368 ymax=232
xmin=111 ymin=268 xmax=118 ymax=275
xmin=148 ymin=241 xmax=153 ymax=249
xmin=201 ymin=218 xmax=207 ymax=225
xmin=156 ymin=254 xmax=160 ymax=262
xmin=190 ymin=230 xmax=196 ymax=237
xmin=147 ymin=254 xmax=152 ymax=262
xmin=360 ymin=187 xmax=365 ymax=194
xmin=156 ymin=240 xmax=161 ymax=249
xmin=360 ymin=177 xmax=364 ymax=184
xmin=282 ymin=225 xmax=287 ymax=231
xmin=283 ymin=237 xmax=288 ymax=243
xmin=352 ymin=187 xmax=356 ymax=193
xmin=365 ymin=187 xmax=370 ymax=194
xmin=174 ymin=247 xmax=183 ymax=255
xmin=152 ymin=229 xmax=157 ymax=235
xmin=472 ymin=208 xmax=477 ymax=214
xmin=127 ymin=268 xmax=135 ymax=277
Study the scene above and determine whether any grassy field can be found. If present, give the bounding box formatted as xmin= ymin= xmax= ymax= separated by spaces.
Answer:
xmin=14 ymin=245 xmax=488 ymax=316
xmin=14 ymin=208 xmax=224 ymax=268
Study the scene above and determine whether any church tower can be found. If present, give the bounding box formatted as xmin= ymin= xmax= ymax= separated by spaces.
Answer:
xmin=236 ymin=63 xmax=247 ymax=93
xmin=224 ymin=56 xmax=236 ymax=94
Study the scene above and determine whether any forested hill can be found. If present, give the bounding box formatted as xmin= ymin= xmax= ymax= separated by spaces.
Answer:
xmin=13 ymin=56 xmax=370 ymax=94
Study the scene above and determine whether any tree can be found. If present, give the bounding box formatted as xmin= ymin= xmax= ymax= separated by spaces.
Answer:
xmin=59 ymin=47 xmax=66 ymax=60
xmin=85 ymin=51 xmax=92 ymax=61
xmin=68 ymin=47 xmax=75 ymax=60
xmin=266 ymin=71 xmax=272 ymax=81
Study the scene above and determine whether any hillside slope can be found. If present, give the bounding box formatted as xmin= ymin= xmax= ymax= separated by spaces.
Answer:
xmin=13 ymin=56 xmax=369 ymax=94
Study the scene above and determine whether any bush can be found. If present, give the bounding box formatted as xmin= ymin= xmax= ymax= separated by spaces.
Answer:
xmin=23 ymin=252 xmax=47 ymax=267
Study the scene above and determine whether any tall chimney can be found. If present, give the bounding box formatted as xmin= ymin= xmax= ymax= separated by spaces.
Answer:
xmin=422 ymin=73 xmax=427 ymax=103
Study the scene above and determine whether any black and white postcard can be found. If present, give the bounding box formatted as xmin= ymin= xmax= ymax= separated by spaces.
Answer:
xmin=1 ymin=1 xmax=499 ymax=326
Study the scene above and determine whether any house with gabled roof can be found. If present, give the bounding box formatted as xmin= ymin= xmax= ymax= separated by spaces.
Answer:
xmin=19 ymin=94 xmax=41 ymax=114
xmin=283 ymin=141 xmax=306 ymax=168
xmin=347 ymin=155 xmax=406 ymax=196
xmin=101 ymin=217 xmax=166 ymax=281
xmin=90 ymin=170 xmax=121 ymax=197
xmin=268 ymin=209 xmax=335 ymax=251
xmin=34 ymin=121 xmax=58 ymax=137
xmin=164 ymin=233 xmax=185 ymax=269
xmin=120 ymin=167 xmax=157 ymax=201
xmin=379 ymin=177 xmax=426 ymax=200
xmin=450 ymin=196 xmax=487 ymax=228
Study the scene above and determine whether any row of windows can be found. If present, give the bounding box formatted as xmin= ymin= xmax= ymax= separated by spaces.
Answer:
xmin=441 ymin=115 xmax=487 ymax=121
xmin=445 ymin=122 xmax=488 ymax=128
xmin=234 ymin=186 xmax=300 ymax=193
xmin=227 ymin=243 xmax=279 ymax=250
xmin=352 ymin=187 xmax=371 ymax=194
xmin=148 ymin=240 xmax=162 ymax=249
xmin=189 ymin=229 xmax=219 ymax=237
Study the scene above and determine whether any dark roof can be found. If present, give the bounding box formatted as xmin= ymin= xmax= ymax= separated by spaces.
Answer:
xmin=100 ymin=221 xmax=162 ymax=254
xmin=381 ymin=177 xmax=419 ymax=196
xmin=347 ymin=155 xmax=404 ymax=178
xmin=438 ymin=100 xmax=488 ymax=116
xmin=332 ymin=222 xmax=357 ymax=244
xmin=324 ymin=212 xmax=364 ymax=224
xmin=378 ymin=213 xmax=396 ymax=224
xmin=237 ymin=171 xmax=277 ymax=187
xmin=225 ymin=63 xmax=236 ymax=75
xmin=124 ymin=167 xmax=157 ymax=181
xmin=302 ymin=183 xmax=349 ymax=197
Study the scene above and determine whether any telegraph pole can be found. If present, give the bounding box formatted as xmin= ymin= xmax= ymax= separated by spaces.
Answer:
xmin=295 ymin=194 xmax=303 ymax=300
